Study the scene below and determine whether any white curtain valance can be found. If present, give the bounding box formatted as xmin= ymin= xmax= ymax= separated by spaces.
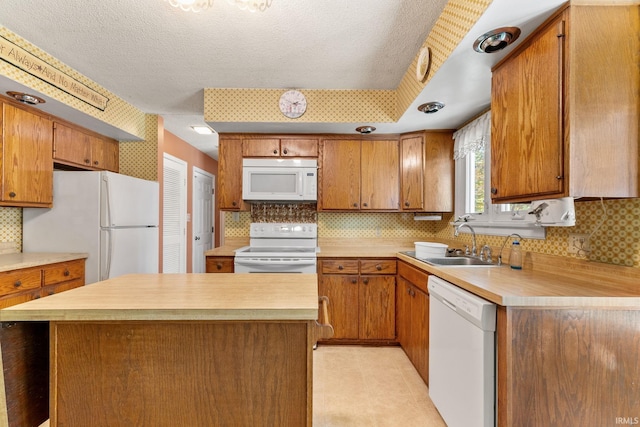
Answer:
xmin=453 ymin=111 xmax=491 ymax=160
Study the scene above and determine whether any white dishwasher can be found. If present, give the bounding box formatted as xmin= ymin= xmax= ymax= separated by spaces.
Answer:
xmin=428 ymin=276 xmax=496 ymax=427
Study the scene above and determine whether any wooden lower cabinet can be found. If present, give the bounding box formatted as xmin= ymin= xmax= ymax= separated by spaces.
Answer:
xmin=497 ymin=306 xmax=640 ymax=426
xmin=205 ymin=256 xmax=234 ymax=273
xmin=318 ymin=258 xmax=396 ymax=343
xmin=396 ymin=261 xmax=430 ymax=384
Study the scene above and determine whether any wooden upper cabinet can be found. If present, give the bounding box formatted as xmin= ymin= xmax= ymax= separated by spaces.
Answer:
xmin=491 ymin=5 xmax=639 ymax=202
xmin=218 ymin=137 xmax=248 ymax=211
xmin=361 ymin=139 xmax=399 ymax=210
xmin=400 ymin=134 xmax=424 ymax=211
xmin=53 ymin=122 xmax=119 ymax=172
xmin=400 ymin=131 xmax=453 ymax=212
xmin=319 ymin=139 xmax=361 ymax=210
xmin=0 ymin=102 xmax=53 ymax=207
xmin=423 ymin=131 xmax=454 ymax=212
xmin=243 ymin=137 xmax=318 ymax=157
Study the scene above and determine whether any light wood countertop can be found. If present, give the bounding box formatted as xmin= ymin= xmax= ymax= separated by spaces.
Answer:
xmin=397 ymin=253 xmax=640 ymax=307
xmin=204 ymin=238 xmax=640 ymax=308
xmin=0 ymin=253 xmax=88 ymax=273
xmin=0 ymin=273 xmax=319 ymax=322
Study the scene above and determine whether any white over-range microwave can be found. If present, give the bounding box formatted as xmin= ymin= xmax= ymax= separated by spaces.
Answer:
xmin=242 ymin=158 xmax=318 ymax=201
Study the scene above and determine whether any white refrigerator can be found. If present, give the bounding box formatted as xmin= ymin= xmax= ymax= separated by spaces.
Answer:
xmin=23 ymin=171 xmax=159 ymax=284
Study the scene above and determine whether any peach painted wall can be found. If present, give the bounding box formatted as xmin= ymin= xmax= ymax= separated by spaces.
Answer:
xmin=158 ymin=121 xmax=218 ymax=273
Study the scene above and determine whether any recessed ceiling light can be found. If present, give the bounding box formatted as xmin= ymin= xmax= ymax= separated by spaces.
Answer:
xmin=417 ymin=102 xmax=445 ymax=114
xmin=6 ymin=91 xmax=46 ymax=105
xmin=191 ymin=125 xmax=214 ymax=135
xmin=355 ymin=126 xmax=376 ymax=134
xmin=473 ymin=27 xmax=521 ymax=53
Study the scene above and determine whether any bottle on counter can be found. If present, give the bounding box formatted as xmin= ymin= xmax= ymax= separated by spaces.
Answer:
xmin=510 ymin=241 xmax=522 ymax=270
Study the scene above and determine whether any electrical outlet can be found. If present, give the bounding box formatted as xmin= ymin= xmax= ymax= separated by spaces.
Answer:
xmin=568 ymin=233 xmax=590 ymax=255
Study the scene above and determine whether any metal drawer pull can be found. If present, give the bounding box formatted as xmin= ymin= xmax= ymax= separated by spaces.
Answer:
xmin=64 ymin=269 xmax=70 ymax=276
xmin=14 ymin=280 xmax=21 ymax=288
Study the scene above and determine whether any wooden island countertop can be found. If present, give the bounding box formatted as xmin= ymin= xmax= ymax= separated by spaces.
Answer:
xmin=0 ymin=273 xmax=319 ymax=322
xmin=0 ymin=273 xmax=319 ymax=427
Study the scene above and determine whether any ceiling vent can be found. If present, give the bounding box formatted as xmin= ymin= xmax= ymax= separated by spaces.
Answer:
xmin=6 ymin=91 xmax=46 ymax=105
xmin=417 ymin=101 xmax=444 ymax=114
xmin=355 ymin=126 xmax=376 ymax=134
xmin=473 ymin=27 xmax=521 ymax=53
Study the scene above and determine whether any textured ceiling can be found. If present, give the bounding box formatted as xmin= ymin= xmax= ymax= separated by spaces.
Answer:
xmin=0 ymin=0 xmax=566 ymax=159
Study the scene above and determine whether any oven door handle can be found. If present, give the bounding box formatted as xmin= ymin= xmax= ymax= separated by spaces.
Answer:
xmin=234 ymin=258 xmax=317 ymax=266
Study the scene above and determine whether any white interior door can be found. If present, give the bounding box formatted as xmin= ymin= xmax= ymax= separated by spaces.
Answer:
xmin=163 ymin=153 xmax=187 ymax=273
xmin=192 ymin=167 xmax=214 ymax=273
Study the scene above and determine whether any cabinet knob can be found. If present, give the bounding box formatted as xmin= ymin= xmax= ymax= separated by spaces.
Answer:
xmin=363 ymin=203 xmax=368 ymax=207
xmin=404 ymin=201 xmax=410 ymax=207
xmin=8 ymin=192 xmax=16 ymax=198
xmin=94 ymin=160 xmax=99 ymax=166
xmin=556 ymin=175 xmax=563 ymax=180
xmin=282 ymin=148 xmax=288 ymax=155
xmin=13 ymin=280 xmax=21 ymax=288
xmin=273 ymin=149 xmax=278 ymax=155
xmin=363 ymin=278 xmax=369 ymax=285
xmin=352 ymin=203 xmax=358 ymax=208
xmin=216 ymin=263 xmax=223 ymax=270
xmin=490 ymin=187 xmax=498 ymax=195
xmin=84 ymin=159 xmax=91 ymax=164
xmin=232 ymin=201 xmax=237 ymax=206
xmin=338 ymin=265 xmax=344 ymax=270
xmin=351 ymin=278 xmax=357 ymax=284
xmin=376 ymin=264 xmax=382 ymax=271
xmin=64 ymin=269 xmax=70 ymax=276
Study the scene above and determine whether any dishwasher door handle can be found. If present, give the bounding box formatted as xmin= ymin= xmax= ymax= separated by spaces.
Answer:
xmin=441 ymin=297 xmax=457 ymax=312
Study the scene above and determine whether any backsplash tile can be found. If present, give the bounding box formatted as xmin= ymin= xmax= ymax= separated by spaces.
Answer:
xmin=225 ymin=198 xmax=640 ymax=268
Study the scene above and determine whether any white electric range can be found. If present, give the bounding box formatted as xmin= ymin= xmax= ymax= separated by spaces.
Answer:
xmin=234 ymin=223 xmax=319 ymax=273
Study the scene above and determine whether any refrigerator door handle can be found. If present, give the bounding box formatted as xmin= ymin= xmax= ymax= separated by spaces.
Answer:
xmin=103 ymin=228 xmax=113 ymax=281
xmin=102 ymin=174 xmax=112 ymax=227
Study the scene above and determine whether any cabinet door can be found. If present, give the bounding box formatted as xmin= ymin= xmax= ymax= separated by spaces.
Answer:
xmin=361 ymin=140 xmax=399 ymax=210
xmin=242 ymin=138 xmax=281 ymax=157
xmin=319 ymin=274 xmax=359 ymax=339
xmin=101 ymin=137 xmax=120 ymax=172
xmin=281 ymin=138 xmax=318 ymax=157
xmin=88 ymin=133 xmax=105 ymax=169
xmin=358 ymin=275 xmax=395 ymax=340
xmin=319 ymin=139 xmax=361 ymax=210
xmin=53 ymin=122 xmax=92 ymax=167
xmin=218 ymin=138 xmax=247 ymax=210
xmin=409 ymin=285 xmax=429 ymax=383
xmin=424 ymin=132 xmax=454 ymax=212
xmin=400 ymin=135 xmax=424 ymax=211
xmin=1 ymin=103 xmax=53 ymax=206
xmin=396 ymin=277 xmax=412 ymax=349
xmin=491 ymin=16 xmax=565 ymax=202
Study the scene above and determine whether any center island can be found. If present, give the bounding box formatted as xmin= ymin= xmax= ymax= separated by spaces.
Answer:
xmin=0 ymin=273 xmax=320 ymax=427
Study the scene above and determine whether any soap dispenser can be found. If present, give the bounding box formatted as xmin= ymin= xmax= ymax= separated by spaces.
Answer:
xmin=510 ymin=241 xmax=522 ymax=270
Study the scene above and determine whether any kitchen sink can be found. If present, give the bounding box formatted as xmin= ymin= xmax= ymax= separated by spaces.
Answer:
xmin=400 ymin=251 xmax=499 ymax=267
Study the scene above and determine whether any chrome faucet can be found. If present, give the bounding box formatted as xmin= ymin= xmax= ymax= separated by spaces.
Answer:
xmin=454 ymin=223 xmax=477 ymax=257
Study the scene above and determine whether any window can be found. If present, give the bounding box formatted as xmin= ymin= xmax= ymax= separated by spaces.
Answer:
xmin=453 ymin=111 xmax=544 ymax=238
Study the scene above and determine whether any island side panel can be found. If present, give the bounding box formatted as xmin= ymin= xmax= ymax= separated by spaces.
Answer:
xmin=501 ymin=307 xmax=640 ymax=426
xmin=50 ymin=321 xmax=313 ymax=427
xmin=0 ymin=322 xmax=49 ymax=427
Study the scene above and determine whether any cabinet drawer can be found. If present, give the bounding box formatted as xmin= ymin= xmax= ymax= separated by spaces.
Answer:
xmin=206 ymin=257 xmax=234 ymax=273
xmin=398 ymin=261 xmax=430 ymax=293
xmin=41 ymin=279 xmax=84 ymax=297
xmin=360 ymin=259 xmax=397 ymax=275
xmin=321 ymin=260 xmax=359 ymax=274
xmin=43 ymin=261 xmax=85 ymax=286
xmin=0 ymin=288 xmax=41 ymax=308
xmin=0 ymin=269 xmax=42 ymax=296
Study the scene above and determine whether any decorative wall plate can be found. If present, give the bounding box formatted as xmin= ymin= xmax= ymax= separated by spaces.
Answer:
xmin=416 ymin=47 xmax=432 ymax=82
